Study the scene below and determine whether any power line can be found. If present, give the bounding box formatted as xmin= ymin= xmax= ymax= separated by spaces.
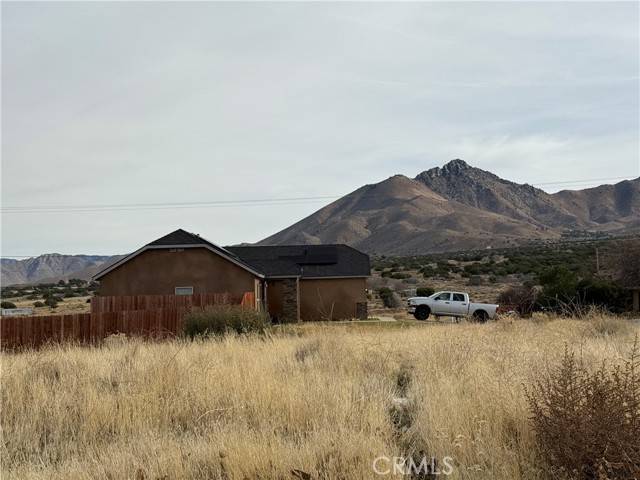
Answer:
xmin=1 ymin=175 xmax=636 ymax=214
xmin=1 ymin=195 xmax=339 ymax=211
xmin=1 ymin=197 xmax=336 ymax=214
xmin=532 ymin=176 xmax=633 ymax=186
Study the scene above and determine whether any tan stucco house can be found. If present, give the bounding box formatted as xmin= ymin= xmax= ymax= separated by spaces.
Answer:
xmin=93 ymin=229 xmax=370 ymax=322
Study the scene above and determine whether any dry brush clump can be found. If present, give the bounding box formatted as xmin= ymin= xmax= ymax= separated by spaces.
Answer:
xmin=183 ymin=305 xmax=271 ymax=338
xmin=526 ymin=339 xmax=640 ymax=479
xmin=1 ymin=317 xmax=638 ymax=480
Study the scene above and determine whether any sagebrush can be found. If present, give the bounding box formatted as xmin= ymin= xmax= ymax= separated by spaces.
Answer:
xmin=183 ymin=305 xmax=270 ymax=337
xmin=526 ymin=338 xmax=640 ymax=479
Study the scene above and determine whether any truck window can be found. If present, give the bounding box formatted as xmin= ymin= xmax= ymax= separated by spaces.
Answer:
xmin=434 ymin=293 xmax=451 ymax=301
xmin=452 ymin=293 xmax=465 ymax=302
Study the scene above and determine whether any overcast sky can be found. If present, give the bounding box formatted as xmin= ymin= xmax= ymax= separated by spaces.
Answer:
xmin=2 ymin=2 xmax=639 ymax=257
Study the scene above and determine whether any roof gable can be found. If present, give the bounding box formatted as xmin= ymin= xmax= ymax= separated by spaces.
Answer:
xmin=93 ymin=229 xmax=263 ymax=280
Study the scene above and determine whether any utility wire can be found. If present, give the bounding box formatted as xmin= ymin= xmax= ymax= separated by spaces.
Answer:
xmin=1 ymin=175 xmax=636 ymax=214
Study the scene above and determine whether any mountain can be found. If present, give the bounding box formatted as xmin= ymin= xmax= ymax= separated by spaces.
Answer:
xmin=259 ymin=159 xmax=640 ymax=255
xmin=1 ymin=254 xmax=123 ymax=286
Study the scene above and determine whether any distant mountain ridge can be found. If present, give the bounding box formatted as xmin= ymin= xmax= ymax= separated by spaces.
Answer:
xmin=259 ymin=159 xmax=640 ymax=255
xmin=3 ymin=160 xmax=638 ymax=284
xmin=1 ymin=254 xmax=123 ymax=286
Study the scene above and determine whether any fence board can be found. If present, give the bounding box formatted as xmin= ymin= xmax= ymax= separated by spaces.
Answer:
xmin=1 ymin=291 xmax=255 ymax=350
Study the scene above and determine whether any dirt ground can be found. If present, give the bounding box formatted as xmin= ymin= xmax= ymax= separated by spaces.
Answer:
xmin=9 ymin=295 xmax=92 ymax=316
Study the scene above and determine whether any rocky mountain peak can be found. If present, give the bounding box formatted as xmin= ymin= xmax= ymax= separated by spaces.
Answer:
xmin=442 ymin=158 xmax=471 ymax=172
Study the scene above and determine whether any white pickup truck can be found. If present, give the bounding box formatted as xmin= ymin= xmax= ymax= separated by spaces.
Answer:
xmin=407 ymin=291 xmax=498 ymax=322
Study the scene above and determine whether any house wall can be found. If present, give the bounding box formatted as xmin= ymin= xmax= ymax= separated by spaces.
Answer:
xmin=266 ymin=278 xmax=299 ymax=323
xmin=299 ymin=277 xmax=367 ymax=321
xmin=98 ymin=248 xmax=259 ymax=296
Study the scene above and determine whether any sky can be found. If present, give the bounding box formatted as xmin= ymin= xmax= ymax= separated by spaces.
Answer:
xmin=2 ymin=2 xmax=639 ymax=257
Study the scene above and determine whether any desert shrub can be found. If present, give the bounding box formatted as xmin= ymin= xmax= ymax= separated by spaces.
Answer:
xmin=377 ymin=287 xmax=401 ymax=308
xmin=33 ymin=301 xmax=45 ymax=308
xmin=497 ymin=285 xmax=537 ymax=316
xmin=416 ymin=286 xmax=434 ymax=297
xmin=537 ymin=266 xmax=579 ymax=308
xmin=615 ymin=239 xmax=640 ymax=288
xmin=537 ymin=267 xmax=627 ymax=313
xmin=467 ymin=275 xmax=484 ymax=286
xmin=526 ymin=341 xmax=640 ymax=479
xmin=463 ymin=263 xmax=482 ymax=275
xmin=576 ymin=277 xmax=626 ymax=313
xmin=390 ymin=272 xmax=410 ymax=280
xmin=26 ymin=294 xmax=39 ymax=300
xmin=183 ymin=305 xmax=270 ymax=338
xmin=44 ymin=298 xmax=58 ymax=308
xmin=1 ymin=301 xmax=16 ymax=309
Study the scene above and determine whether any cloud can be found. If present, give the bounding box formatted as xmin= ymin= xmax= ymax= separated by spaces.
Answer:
xmin=1 ymin=2 xmax=638 ymax=255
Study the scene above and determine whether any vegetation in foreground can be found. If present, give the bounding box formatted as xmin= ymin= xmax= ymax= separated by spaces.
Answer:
xmin=1 ymin=315 xmax=638 ymax=479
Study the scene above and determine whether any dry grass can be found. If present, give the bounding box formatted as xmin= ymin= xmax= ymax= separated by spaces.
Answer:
xmin=11 ymin=295 xmax=92 ymax=316
xmin=1 ymin=315 xmax=638 ymax=480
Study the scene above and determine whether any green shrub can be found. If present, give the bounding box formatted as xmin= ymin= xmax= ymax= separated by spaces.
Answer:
xmin=377 ymin=287 xmax=401 ymax=308
xmin=390 ymin=272 xmax=410 ymax=280
xmin=416 ymin=287 xmax=434 ymax=297
xmin=183 ymin=305 xmax=270 ymax=338
xmin=537 ymin=267 xmax=627 ymax=313
xmin=1 ymin=301 xmax=16 ymax=309
xmin=33 ymin=301 xmax=46 ymax=308
xmin=577 ymin=277 xmax=626 ymax=313
xmin=44 ymin=298 xmax=58 ymax=308
xmin=537 ymin=266 xmax=579 ymax=309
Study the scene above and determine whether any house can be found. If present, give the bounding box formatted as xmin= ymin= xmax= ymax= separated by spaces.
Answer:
xmin=93 ymin=229 xmax=370 ymax=322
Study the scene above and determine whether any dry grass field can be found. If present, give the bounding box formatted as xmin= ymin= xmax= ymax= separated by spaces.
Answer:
xmin=1 ymin=315 xmax=638 ymax=480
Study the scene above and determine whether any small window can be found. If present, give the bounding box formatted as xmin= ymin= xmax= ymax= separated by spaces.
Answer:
xmin=452 ymin=293 xmax=465 ymax=302
xmin=175 ymin=286 xmax=193 ymax=296
xmin=434 ymin=293 xmax=450 ymax=301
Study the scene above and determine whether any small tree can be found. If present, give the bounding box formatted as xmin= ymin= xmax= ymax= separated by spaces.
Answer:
xmin=416 ymin=286 xmax=434 ymax=297
xmin=537 ymin=266 xmax=579 ymax=310
xmin=1 ymin=301 xmax=16 ymax=309
xmin=44 ymin=297 xmax=58 ymax=308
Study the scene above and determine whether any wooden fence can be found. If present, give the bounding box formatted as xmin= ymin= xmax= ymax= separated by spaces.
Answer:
xmin=91 ymin=292 xmax=255 ymax=313
xmin=1 ymin=292 xmax=256 ymax=350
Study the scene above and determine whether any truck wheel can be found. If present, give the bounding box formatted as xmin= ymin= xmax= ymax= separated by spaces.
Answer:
xmin=473 ymin=310 xmax=488 ymax=323
xmin=414 ymin=305 xmax=430 ymax=321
